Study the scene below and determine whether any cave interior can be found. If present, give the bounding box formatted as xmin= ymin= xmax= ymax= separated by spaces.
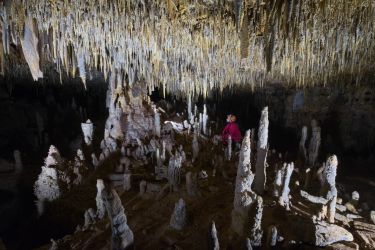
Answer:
xmin=0 ymin=1 xmax=375 ymax=250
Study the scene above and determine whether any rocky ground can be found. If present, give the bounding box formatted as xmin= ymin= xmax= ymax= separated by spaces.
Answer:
xmin=23 ymin=99 xmax=375 ymax=250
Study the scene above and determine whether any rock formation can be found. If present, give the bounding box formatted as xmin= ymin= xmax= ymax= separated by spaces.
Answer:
xmin=314 ymin=220 xmax=353 ymax=247
xmin=321 ymin=155 xmax=338 ymax=223
xmin=231 ymin=130 xmax=256 ymax=236
xmin=249 ymin=196 xmax=264 ymax=247
xmin=308 ymin=120 xmax=321 ymax=167
xmin=227 ymin=135 xmax=232 ymax=161
xmin=81 ymin=119 xmax=94 ymax=146
xmin=167 ymin=152 xmax=182 ymax=191
xmin=279 ymin=162 xmax=294 ymax=210
xmin=96 ymin=179 xmax=106 ymax=219
xmin=170 ymin=198 xmax=186 ymax=231
xmin=254 ymin=107 xmax=269 ymax=194
xmin=209 ymin=221 xmax=220 ymax=250
xmin=186 ymin=172 xmax=199 ymax=197
xmin=299 ymin=126 xmax=308 ymax=162
xmin=34 ymin=145 xmax=62 ymax=215
xmin=192 ymin=133 xmax=199 ymax=162
xmin=102 ymin=187 xmax=134 ymax=250
xmin=266 ymin=225 xmax=278 ymax=247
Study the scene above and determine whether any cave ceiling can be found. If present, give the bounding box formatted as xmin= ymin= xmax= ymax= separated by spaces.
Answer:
xmin=0 ymin=0 xmax=374 ymax=95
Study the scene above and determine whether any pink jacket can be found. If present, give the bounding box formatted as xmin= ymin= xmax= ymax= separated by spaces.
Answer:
xmin=222 ymin=122 xmax=241 ymax=144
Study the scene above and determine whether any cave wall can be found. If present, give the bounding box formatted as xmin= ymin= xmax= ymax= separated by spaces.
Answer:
xmin=258 ymin=83 xmax=375 ymax=156
xmin=0 ymin=79 xmax=107 ymax=161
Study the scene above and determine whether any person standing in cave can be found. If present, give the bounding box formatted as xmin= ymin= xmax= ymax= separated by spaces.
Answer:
xmin=222 ymin=114 xmax=242 ymax=149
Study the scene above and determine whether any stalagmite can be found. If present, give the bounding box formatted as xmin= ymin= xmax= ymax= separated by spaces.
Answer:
xmin=13 ymin=150 xmax=22 ymax=173
xmin=187 ymin=94 xmax=192 ymax=122
xmin=202 ymin=104 xmax=208 ymax=135
xmin=231 ymin=130 xmax=256 ymax=236
xmin=254 ymin=107 xmax=269 ymax=194
xmin=83 ymin=208 xmax=96 ymax=230
xmin=34 ymin=166 xmax=60 ymax=216
xmin=139 ymin=180 xmax=147 ymax=196
xmin=34 ymin=145 xmax=62 ymax=216
xmin=245 ymin=238 xmax=253 ymax=250
xmin=44 ymin=145 xmax=62 ymax=167
xmin=192 ymin=132 xmax=199 ymax=162
xmin=76 ymin=149 xmax=85 ymax=162
xmin=299 ymin=126 xmax=308 ymax=162
xmin=91 ymin=153 xmax=99 ymax=168
xmin=273 ymin=163 xmax=285 ymax=197
xmin=81 ymin=119 xmax=94 ymax=146
xmin=73 ymin=166 xmax=82 ymax=185
xmin=170 ymin=198 xmax=186 ymax=230
xmin=321 ymin=155 xmax=338 ymax=223
xmin=266 ymin=225 xmax=278 ymax=247
xmin=209 ymin=221 xmax=220 ymax=250
xmin=96 ymin=179 xmax=106 ymax=219
xmin=154 ymin=106 xmax=161 ymax=137
xmin=186 ymin=172 xmax=199 ymax=197
xmin=308 ymin=120 xmax=321 ymax=167
xmin=102 ymin=187 xmax=134 ymax=250
xmin=167 ymin=153 xmax=182 ymax=191
xmin=249 ymin=196 xmax=264 ymax=247
xmin=123 ymin=173 xmax=131 ymax=191
xmin=227 ymin=135 xmax=232 ymax=161
xmin=279 ymin=162 xmax=294 ymax=210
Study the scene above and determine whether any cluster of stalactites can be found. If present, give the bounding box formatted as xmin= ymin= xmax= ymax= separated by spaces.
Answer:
xmin=2 ymin=0 xmax=375 ymax=93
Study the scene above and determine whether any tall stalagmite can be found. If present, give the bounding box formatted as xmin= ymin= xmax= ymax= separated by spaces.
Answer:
xmin=254 ymin=107 xmax=269 ymax=194
xmin=231 ymin=130 xmax=256 ymax=236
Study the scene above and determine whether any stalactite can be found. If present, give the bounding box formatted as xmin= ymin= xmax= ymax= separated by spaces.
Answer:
xmin=20 ymin=15 xmax=43 ymax=81
xmin=4 ymin=1 xmax=375 ymax=91
xmin=254 ymin=107 xmax=269 ymax=194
